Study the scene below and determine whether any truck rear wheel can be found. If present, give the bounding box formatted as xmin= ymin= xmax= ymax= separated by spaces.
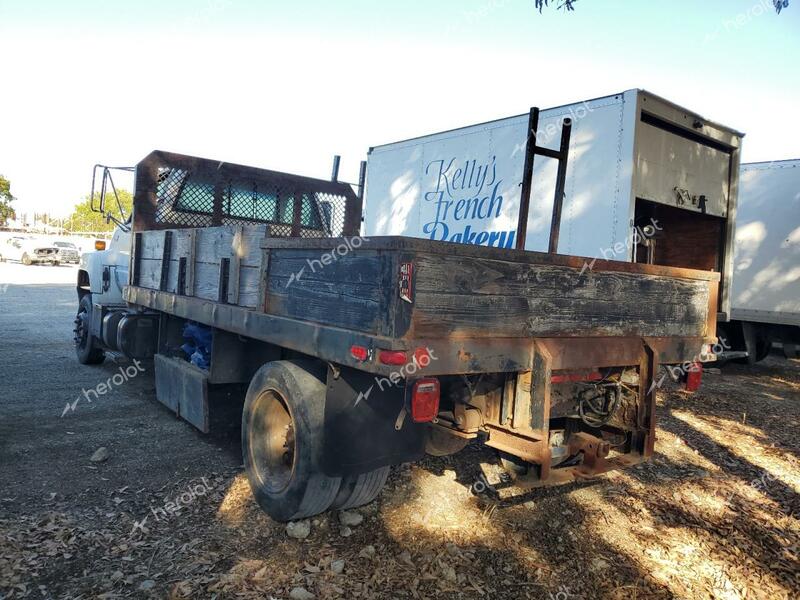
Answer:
xmin=74 ymin=294 xmax=105 ymax=365
xmin=242 ymin=360 xmax=341 ymax=521
xmin=331 ymin=466 xmax=390 ymax=510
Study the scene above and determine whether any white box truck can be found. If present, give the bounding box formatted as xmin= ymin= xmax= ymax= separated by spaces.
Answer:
xmin=364 ymin=89 xmax=743 ymax=319
xmin=721 ymin=159 xmax=800 ymax=362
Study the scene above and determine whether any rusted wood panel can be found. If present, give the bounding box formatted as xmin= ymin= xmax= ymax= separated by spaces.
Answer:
xmin=264 ymin=248 xmax=392 ymax=334
xmin=409 ymin=252 xmax=710 ymax=339
xmin=261 ymin=236 xmax=719 ymax=283
xmin=134 ymin=232 xmax=714 ymax=344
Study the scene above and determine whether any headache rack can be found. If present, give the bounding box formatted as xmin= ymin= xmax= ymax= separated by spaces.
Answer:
xmin=131 ymin=150 xmax=365 ymax=238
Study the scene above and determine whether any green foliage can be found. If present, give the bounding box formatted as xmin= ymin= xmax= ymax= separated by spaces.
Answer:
xmin=534 ymin=0 xmax=578 ymax=12
xmin=534 ymin=1 xmax=788 ymax=13
xmin=0 ymin=174 xmax=16 ymax=226
xmin=65 ymin=189 xmax=133 ymax=233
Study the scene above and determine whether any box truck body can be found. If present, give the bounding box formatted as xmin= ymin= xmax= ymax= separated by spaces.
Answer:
xmin=364 ymin=89 xmax=743 ymax=317
xmin=721 ymin=159 xmax=800 ymax=361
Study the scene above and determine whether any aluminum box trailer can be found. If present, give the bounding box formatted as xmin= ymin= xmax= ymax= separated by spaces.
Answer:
xmin=364 ymin=89 xmax=743 ymax=320
xmin=75 ymin=150 xmax=719 ymax=522
xmin=720 ymin=159 xmax=800 ymax=362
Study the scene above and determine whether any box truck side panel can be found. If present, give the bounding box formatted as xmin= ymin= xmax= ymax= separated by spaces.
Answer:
xmin=364 ymin=93 xmax=632 ymax=257
xmin=731 ymin=160 xmax=800 ymax=326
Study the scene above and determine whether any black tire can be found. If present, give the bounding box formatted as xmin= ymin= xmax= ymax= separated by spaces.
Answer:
xmin=331 ymin=466 xmax=390 ymax=510
xmin=21 ymin=253 xmax=32 ymax=266
xmin=74 ymin=294 xmax=105 ymax=365
xmin=242 ymin=360 xmax=341 ymax=521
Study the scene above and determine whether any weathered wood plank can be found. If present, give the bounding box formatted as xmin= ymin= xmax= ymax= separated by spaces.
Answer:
xmin=267 ymin=275 xmax=385 ymax=304
xmin=159 ymin=230 xmax=173 ymax=291
xmin=413 ymin=253 xmax=704 ymax=302
xmin=137 ymin=257 xmax=162 ymax=290
xmin=228 ymin=226 xmax=243 ymax=305
xmin=138 ymin=230 xmax=162 ymax=260
xmin=134 ymin=227 xmax=713 ymax=343
xmin=266 ymin=251 xmax=385 ymax=285
xmin=258 ymin=248 xmax=271 ymax=312
xmin=140 ymin=258 xmax=262 ymax=308
xmin=406 ymin=251 xmax=710 ymax=338
xmin=185 ymin=229 xmax=197 ymax=296
xmin=266 ymin=284 xmax=385 ymax=333
xmin=411 ymin=292 xmax=708 ymax=338
xmin=195 ymin=225 xmax=266 ymax=268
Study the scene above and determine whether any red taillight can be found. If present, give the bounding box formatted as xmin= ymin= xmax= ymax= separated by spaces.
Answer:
xmin=685 ymin=362 xmax=703 ymax=392
xmin=350 ymin=345 xmax=369 ymax=362
xmin=379 ymin=350 xmax=407 ymax=365
xmin=411 ymin=378 xmax=440 ymax=422
xmin=413 ymin=347 xmax=431 ymax=368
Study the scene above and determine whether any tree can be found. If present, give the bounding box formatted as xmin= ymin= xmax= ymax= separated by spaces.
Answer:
xmin=534 ymin=0 xmax=789 ymax=12
xmin=65 ymin=189 xmax=133 ymax=233
xmin=0 ymin=174 xmax=16 ymax=226
xmin=535 ymin=0 xmax=577 ymax=11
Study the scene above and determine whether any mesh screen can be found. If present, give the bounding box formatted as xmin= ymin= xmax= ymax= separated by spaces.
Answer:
xmin=153 ymin=167 xmax=351 ymax=237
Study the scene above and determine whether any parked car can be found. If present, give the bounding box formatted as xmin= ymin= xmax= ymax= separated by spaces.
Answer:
xmin=0 ymin=236 xmax=61 ymax=265
xmin=53 ymin=240 xmax=81 ymax=264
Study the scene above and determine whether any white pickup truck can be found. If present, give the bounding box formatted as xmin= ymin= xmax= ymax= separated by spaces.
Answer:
xmin=0 ymin=236 xmax=61 ymax=265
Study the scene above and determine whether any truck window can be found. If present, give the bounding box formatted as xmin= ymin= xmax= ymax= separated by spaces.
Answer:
xmin=278 ymin=193 xmax=323 ymax=229
xmin=164 ymin=169 xmax=323 ymax=229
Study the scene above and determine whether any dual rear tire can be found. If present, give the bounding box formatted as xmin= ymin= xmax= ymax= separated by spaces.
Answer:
xmin=242 ymin=360 xmax=389 ymax=521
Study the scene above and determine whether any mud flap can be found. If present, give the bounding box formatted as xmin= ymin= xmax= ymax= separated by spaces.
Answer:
xmin=321 ymin=365 xmax=426 ymax=477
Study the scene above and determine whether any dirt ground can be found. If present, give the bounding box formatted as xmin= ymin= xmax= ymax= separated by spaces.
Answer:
xmin=0 ymin=261 xmax=798 ymax=600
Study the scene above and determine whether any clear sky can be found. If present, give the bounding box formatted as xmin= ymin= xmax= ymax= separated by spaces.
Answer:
xmin=0 ymin=0 xmax=798 ymax=219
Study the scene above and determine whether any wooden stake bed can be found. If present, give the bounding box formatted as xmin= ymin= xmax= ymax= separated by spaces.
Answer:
xmin=126 ymin=231 xmax=719 ymax=376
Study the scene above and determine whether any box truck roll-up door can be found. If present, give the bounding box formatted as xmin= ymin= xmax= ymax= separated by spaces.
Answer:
xmin=634 ymin=111 xmax=733 ymax=218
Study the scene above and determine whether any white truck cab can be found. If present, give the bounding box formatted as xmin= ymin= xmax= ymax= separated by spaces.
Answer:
xmin=78 ymin=223 xmax=131 ymax=306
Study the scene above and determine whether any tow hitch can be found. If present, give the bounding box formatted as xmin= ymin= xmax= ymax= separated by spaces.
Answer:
xmin=568 ymin=432 xmax=611 ymax=477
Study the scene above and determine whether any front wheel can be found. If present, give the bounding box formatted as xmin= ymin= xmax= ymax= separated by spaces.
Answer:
xmin=74 ymin=294 xmax=105 ymax=365
xmin=242 ymin=360 xmax=341 ymax=521
xmin=21 ymin=253 xmax=32 ymax=266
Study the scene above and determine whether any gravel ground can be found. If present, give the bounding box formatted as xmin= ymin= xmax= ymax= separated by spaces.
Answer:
xmin=0 ymin=261 xmax=798 ymax=600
